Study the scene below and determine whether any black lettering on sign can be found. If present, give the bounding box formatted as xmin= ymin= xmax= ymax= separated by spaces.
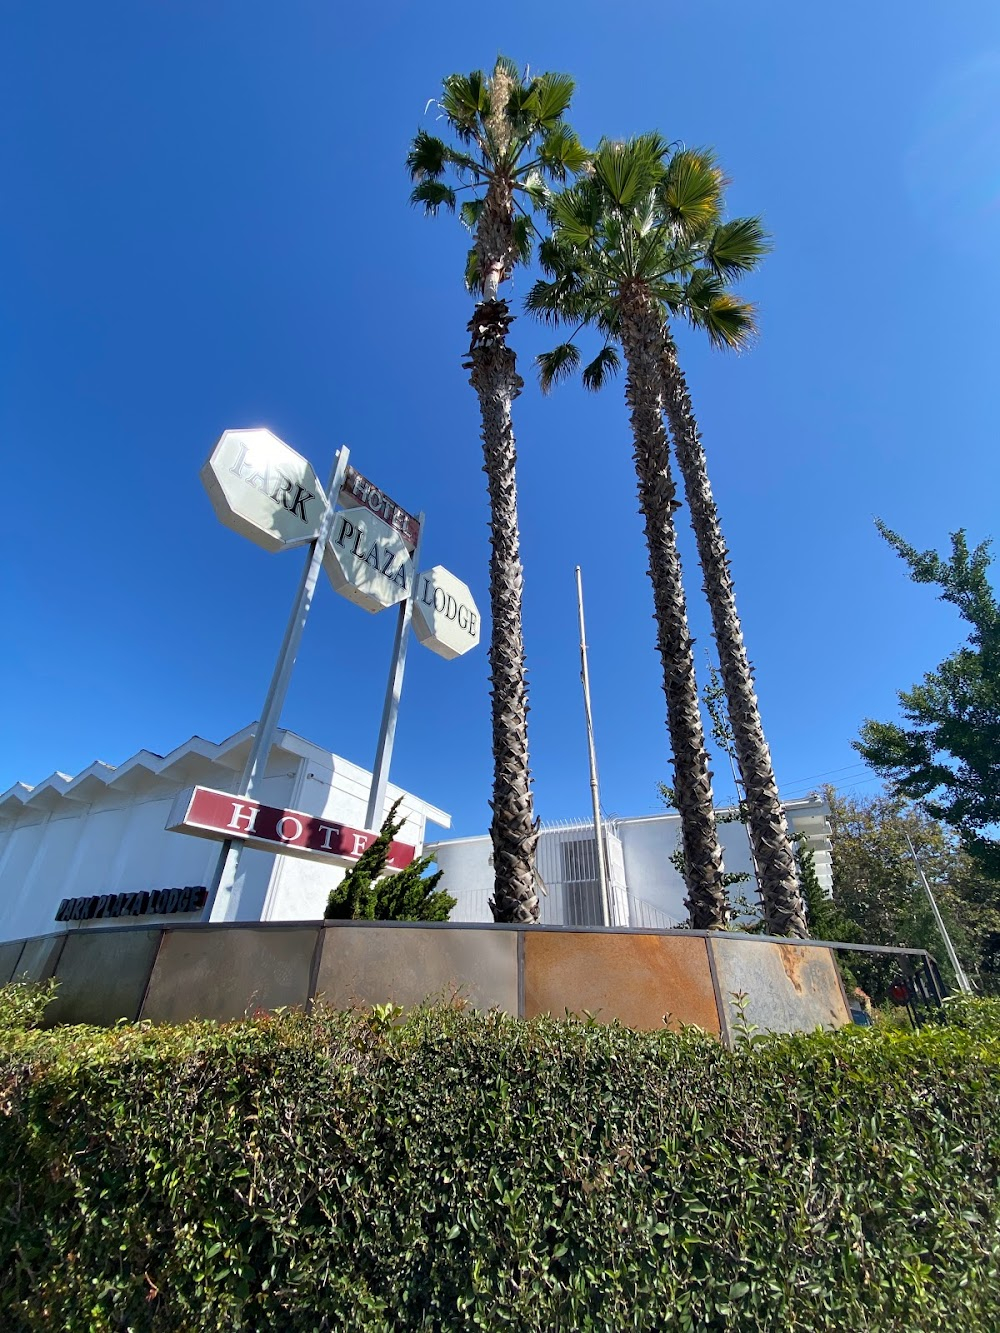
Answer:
xmin=287 ymin=485 xmax=313 ymax=523
xmin=54 ymin=887 xmax=209 ymax=923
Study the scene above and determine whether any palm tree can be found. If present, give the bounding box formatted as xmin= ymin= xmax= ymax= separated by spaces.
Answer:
xmin=406 ymin=58 xmax=587 ymax=923
xmin=529 ymin=137 xmax=808 ymax=936
xmin=527 ymin=136 xmax=728 ymax=929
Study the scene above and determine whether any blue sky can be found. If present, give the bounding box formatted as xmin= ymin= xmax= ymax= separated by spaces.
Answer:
xmin=3 ymin=1 xmax=999 ymax=840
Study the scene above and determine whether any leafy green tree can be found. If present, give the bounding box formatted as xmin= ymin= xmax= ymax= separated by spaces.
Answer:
xmin=529 ymin=134 xmax=804 ymax=933
xmin=823 ymin=785 xmax=998 ymax=998
xmin=856 ymin=523 xmax=1000 ymax=879
xmin=325 ymin=799 xmax=456 ymax=922
xmin=407 ymin=58 xmax=586 ymax=924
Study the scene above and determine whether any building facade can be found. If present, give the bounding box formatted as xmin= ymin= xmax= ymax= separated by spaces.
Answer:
xmin=0 ymin=725 xmax=450 ymax=944
xmin=429 ymin=796 xmax=833 ymax=929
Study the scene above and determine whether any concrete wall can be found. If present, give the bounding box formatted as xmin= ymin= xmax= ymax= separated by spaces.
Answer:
xmin=0 ymin=922 xmax=852 ymax=1044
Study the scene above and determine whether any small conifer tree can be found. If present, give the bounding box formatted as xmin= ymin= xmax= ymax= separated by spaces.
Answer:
xmin=324 ymin=798 xmax=456 ymax=922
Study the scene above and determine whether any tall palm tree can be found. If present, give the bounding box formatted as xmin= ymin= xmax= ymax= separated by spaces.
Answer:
xmin=527 ymin=136 xmax=728 ymax=929
xmin=529 ymin=138 xmax=808 ymax=936
xmin=407 ymin=58 xmax=587 ymax=923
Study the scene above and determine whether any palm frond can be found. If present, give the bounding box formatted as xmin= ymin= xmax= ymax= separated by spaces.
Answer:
xmin=524 ymin=72 xmax=575 ymax=126
xmin=683 ymin=279 xmax=758 ymax=350
xmin=513 ymin=214 xmax=534 ymax=265
xmin=410 ymin=180 xmax=457 ymax=215
xmin=661 ymin=149 xmax=723 ymax=237
xmin=406 ymin=130 xmax=448 ymax=181
xmin=460 ymin=198 xmax=485 ymax=232
xmin=705 ymin=216 xmax=770 ymax=280
xmin=536 ymin=126 xmax=589 ymax=181
xmin=536 ymin=342 xmax=582 ymax=393
xmin=440 ymin=72 xmax=487 ymax=141
xmin=518 ymin=170 xmax=549 ymax=210
xmin=582 ymin=345 xmax=621 ymax=391
xmin=550 ymin=182 xmax=601 ymax=246
xmin=524 ymin=278 xmax=573 ymax=324
xmin=593 ymin=136 xmax=664 ymax=208
xmin=464 ymin=246 xmax=481 ymax=293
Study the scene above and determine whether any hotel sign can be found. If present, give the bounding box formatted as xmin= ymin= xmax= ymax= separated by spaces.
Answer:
xmin=168 ymin=786 xmax=417 ymax=870
xmin=339 ymin=465 xmax=420 ymax=549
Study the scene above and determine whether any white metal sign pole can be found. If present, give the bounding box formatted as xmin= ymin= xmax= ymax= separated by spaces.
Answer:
xmin=364 ymin=512 xmax=427 ymax=831
xmin=202 ymin=446 xmax=351 ymax=921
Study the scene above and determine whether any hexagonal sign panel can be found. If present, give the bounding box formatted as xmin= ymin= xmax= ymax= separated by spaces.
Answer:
xmin=413 ymin=566 xmax=481 ymax=659
xmin=201 ymin=428 xmax=326 ymax=553
xmin=324 ymin=506 xmax=412 ymax=614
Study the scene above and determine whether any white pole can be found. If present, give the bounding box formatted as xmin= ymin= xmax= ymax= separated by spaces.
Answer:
xmin=575 ymin=566 xmax=611 ymax=928
xmin=904 ymin=830 xmax=973 ymax=994
xmin=202 ymin=446 xmax=351 ymax=921
xmin=364 ymin=513 xmax=427 ymax=831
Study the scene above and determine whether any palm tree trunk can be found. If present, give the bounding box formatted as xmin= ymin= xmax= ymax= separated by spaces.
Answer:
xmin=659 ymin=327 xmax=808 ymax=938
xmin=619 ymin=287 xmax=728 ymax=929
xmin=465 ymin=297 xmax=539 ymax=922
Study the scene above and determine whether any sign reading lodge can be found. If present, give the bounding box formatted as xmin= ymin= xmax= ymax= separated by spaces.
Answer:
xmin=413 ymin=566 xmax=481 ymax=660
xmin=168 ymin=786 xmax=417 ymax=870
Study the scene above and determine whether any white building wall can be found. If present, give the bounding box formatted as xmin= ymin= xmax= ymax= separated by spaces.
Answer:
xmin=430 ymin=796 xmax=833 ymax=929
xmin=0 ymin=726 xmax=450 ymax=944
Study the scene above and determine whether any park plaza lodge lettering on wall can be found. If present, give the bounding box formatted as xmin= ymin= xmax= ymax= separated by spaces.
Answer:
xmin=167 ymin=786 xmax=417 ymax=870
xmin=55 ymin=886 xmax=208 ymax=923
xmin=228 ymin=438 xmax=316 ymax=524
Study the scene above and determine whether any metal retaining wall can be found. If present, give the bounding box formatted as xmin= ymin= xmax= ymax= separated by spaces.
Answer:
xmin=0 ymin=921 xmax=852 ymax=1044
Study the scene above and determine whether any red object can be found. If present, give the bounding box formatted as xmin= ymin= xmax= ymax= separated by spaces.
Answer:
xmin=889 ymin=982 xmax=910 ymax=1004
xmin=339 ymin=465 xmax=420 ymax=548
xmin=167 ymin=785 xmax=416 ymax=870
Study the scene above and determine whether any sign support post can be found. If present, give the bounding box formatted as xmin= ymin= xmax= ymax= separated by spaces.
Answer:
xmin=364 ymin=512 xmax=426 ymax=831
xmin=201 ymin=446 xmax=351 ymax=921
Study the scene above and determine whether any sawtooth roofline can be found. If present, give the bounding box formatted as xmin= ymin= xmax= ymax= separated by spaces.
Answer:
xmin=0 ymin=725 xmax=451 ymax=830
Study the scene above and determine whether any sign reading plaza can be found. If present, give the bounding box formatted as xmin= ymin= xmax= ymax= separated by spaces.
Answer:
xmin=168 ymin=786 xmax=417 ymax=870
xmin=323 ymin=506 xmax=414 ymax=614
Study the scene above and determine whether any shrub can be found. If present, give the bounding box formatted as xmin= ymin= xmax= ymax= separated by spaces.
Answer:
xmin=0 ymin=978 xmax=56 ymax=1031
xmin=325 ymin=798 xmax=456 ymax=921
xmin=0 ymin=999 xmax=999 ymax=1330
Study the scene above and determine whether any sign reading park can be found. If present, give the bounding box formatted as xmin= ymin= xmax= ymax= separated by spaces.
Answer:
xmin=201 ymin=428 xmax=327 ymax=552
xmin=168 ymin=786 xmax=417 ymax=870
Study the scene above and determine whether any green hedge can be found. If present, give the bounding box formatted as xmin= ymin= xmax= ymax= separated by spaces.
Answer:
xmin=1 ymin=991 xmax=999 ymax=1331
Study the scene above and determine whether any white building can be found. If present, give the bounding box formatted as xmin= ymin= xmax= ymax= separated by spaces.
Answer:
xmin=429 ymin=796 xmax=833 ymax=929
xmin=0 ymin=725 xmax=450 ymax=945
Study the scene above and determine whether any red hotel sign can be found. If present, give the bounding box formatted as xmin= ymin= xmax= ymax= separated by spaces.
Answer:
xmin=167 ymin=786 xmax=416 ymax=870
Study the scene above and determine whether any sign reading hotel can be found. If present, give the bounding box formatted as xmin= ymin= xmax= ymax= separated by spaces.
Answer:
xmin=168 ymin=786 xmax=417 ymax=870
